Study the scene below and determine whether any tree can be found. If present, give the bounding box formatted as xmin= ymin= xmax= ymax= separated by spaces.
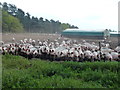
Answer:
xmin=70 ymin=25 xmax=78 ymax=29
xmin=2 ymin=2 xmax=8 ymax=11
xmin=39 ymin=17 xmax=44 ymax=22
xmin=1 ymin=2 xmax=79 ymax=33
xmin=2 ymin=10 xmax=24 ymax=32
xmin=8 ymin=4 xmax=17 ymax=16
xmin=16 ymin=8 xmax=25 ymax=23
xmin=23 ymin=12 xmax=31 ymax=32
xmin=26 ymin=12 xmax=30 ymax=19
xmin=0 ymin=2 xmax=1 ymax=6
xmin=61 ymin=23 xmax=70 ymax=30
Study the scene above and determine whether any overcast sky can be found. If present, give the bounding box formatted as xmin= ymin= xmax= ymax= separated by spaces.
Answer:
xmin=1 ymin=0 xmax=119 ymax=31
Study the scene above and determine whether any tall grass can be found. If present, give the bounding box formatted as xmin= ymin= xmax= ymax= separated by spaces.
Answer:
xmin=2 ymin=54 xmax=119 ymax=88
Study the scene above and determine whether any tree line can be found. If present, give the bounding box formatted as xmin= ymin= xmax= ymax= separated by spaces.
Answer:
xmin=1 ymin=2 xmax=78 ymax=33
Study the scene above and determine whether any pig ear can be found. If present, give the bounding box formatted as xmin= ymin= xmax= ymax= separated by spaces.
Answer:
xmin=118 ymin=54 xmax=120 ymax=58
xmin=37 ymin=50 xmax=39 ymax=53
xmin=12 ymin=48 xmax=14 ymax=50
xmin=28 ymin=49 xmax=30 ymax=52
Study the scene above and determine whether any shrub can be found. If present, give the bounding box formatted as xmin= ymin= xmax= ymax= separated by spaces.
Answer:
xmin=2 ymin=55 xmax=119 ymax=88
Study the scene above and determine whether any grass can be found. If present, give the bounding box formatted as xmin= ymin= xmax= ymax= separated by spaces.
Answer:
xmin=2 ymin=54 xmax=120 ymax=88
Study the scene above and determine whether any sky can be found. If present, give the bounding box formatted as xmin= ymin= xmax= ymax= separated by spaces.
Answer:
xmin=1 ymin=0 xmax=119 ymax=31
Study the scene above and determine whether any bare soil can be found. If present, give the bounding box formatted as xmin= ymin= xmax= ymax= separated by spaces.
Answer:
xmin=1 ymin=33 xmax=119 ymax=49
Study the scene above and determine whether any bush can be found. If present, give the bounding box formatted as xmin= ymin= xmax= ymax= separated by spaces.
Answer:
xmin=2 ymin=55 xmax=119 ymax=88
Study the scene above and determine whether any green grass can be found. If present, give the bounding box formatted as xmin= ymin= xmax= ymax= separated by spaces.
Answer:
xmin=2 ymin=54 xmax=120 ymax=88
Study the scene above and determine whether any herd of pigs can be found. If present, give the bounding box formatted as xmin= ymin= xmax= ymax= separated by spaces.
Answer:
xmin=0 ymin=34 xmax=120 ymax=62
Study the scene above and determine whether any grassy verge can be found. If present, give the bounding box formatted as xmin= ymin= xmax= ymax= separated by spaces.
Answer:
xmin=2 ymin=54 xmax=119 ymax=88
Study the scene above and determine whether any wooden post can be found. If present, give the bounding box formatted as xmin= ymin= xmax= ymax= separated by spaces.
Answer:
xmin=99 ymin=42 xmax=101 ymax=50
xmin=99 ymin=41 xmax=102 ymax=60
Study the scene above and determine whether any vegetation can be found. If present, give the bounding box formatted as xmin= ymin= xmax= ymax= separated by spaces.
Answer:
xmin=2 ymin=54 xmax=119 ymax=88
xmin=2 ymin=10 xmax=24 ymax=33
xmin=1 ymin=2 xmax=78 ymax=33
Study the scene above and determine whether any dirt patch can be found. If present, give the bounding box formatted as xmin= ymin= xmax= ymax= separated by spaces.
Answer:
xmin=2 ymin=33 xmax=60 ymax=43
xmin=2 ymin=33 xmax=119 ymax=48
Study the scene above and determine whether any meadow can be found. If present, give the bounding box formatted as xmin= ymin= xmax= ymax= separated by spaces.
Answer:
xmin=2 ymin=54 xmax=119 ymax=88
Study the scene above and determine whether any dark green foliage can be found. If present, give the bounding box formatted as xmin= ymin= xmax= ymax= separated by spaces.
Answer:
xmin=2 ymin=55 xmax=119 ymax=88
xmin=1 ymin=2 xmax=78 ymax=33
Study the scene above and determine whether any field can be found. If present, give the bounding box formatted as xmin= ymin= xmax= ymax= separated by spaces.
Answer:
xmin=1 ymin=33 xmax=120 ymax=88
xmin=2 ymin=33 xmax=119 ymax=48
xmin=2 ymin=33 xmax=61 ymax=43
xmin=2 ymin=54 xmax=119 ymax=88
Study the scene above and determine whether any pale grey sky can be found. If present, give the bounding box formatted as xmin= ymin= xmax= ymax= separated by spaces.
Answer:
xmin=1 ymin=0 xmax=119 ymax=31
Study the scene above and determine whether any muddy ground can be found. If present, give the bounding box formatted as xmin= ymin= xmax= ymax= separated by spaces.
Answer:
xmin=1 ymin=33 xmax=119 ymax=49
